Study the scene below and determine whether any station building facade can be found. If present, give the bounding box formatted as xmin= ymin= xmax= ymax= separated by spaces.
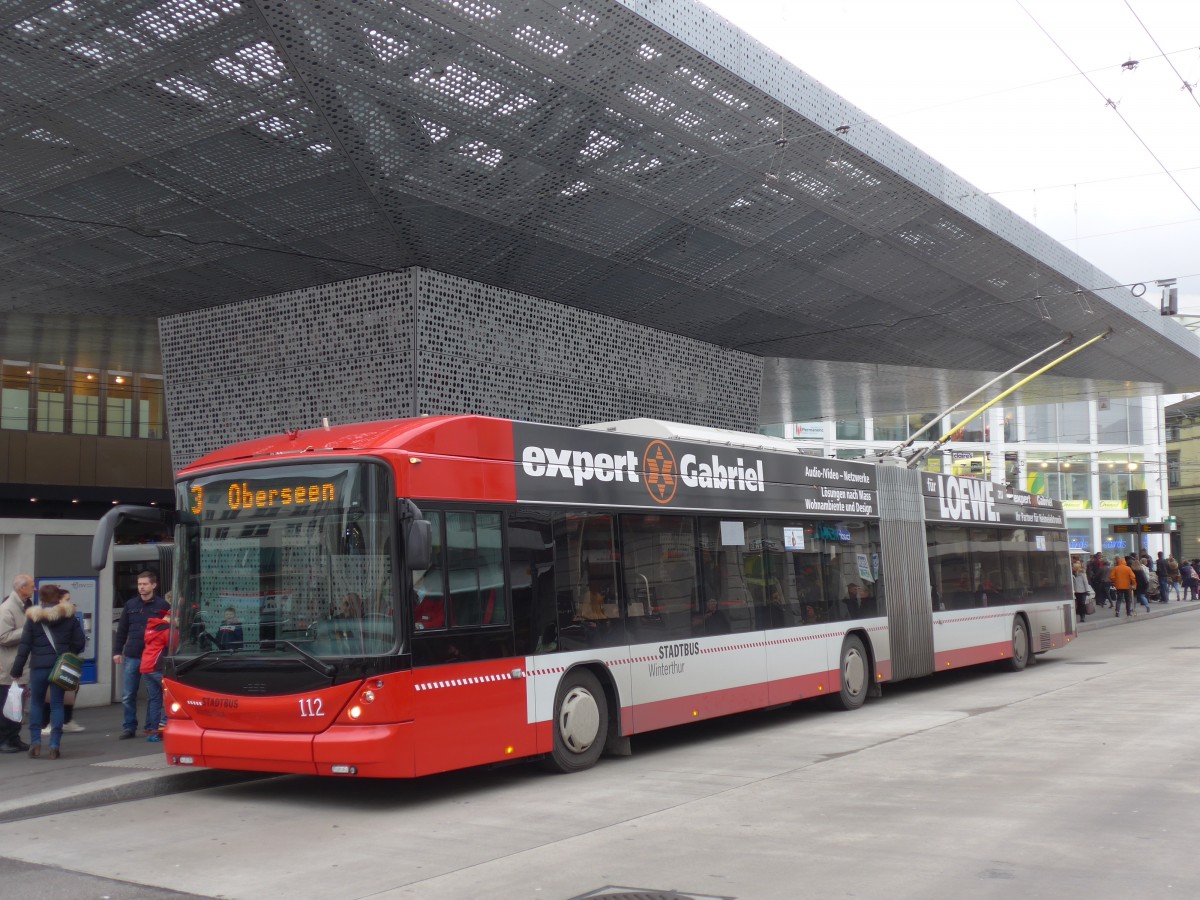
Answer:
xmin=773 ymin=395 xmax=1168 ymax=559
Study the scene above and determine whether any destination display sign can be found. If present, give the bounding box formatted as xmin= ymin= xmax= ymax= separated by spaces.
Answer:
xmin=513 ymin=423 xmax=877 ymax=517
xmin=181 ymin=463 xmax=355 ymax=520
xmin=921 ymin=472 xmax=1065 ymax=529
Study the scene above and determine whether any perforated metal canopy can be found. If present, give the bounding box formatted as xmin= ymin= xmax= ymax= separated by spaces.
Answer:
xmin=1 ymin=0 xmax=1197 ymax=412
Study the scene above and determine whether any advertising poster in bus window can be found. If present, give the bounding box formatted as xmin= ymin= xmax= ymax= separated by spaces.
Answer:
xmin=720 ymin=520 xmax=746 ymax=546
xmin=857 ymin=553 xmax=873 ymax=583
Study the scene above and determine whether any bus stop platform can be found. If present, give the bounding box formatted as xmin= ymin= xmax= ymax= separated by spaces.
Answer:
xmin=0 ymin=704 xmax=267 ymax=824
xmin=0 ymin=598 xmax=1196 ymax=824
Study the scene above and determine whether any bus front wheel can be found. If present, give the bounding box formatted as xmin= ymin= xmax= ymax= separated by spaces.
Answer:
xmin=1005 ymin=617 xmax=1030 ymax=672
xmin=544 ymin=668 xmax=608 ymax=773
xmin=828 ymin=634 xmax=869 ymax=711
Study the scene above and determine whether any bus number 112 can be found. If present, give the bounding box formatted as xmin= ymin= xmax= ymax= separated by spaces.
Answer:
xmin=298 ymin=698 xmax=325 ymax=717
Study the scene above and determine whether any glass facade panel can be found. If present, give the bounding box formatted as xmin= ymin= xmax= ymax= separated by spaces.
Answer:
xmin=1097 ymin=398 xmax=1142 ymax=444
xmin=1 ymin=363 xmax=30 ymax=431
xmin=0 ymin=363 xmax=165 ymax=439
xmin=1025 ymin=401 xmax=1089 ymax=443
xmin=1025 ymin=404 xmax=1055 ymax=443
xmin=835 ymin=419 xmax=864 ymax=440
xmin=872 ymin=415 xmax=907 ymax=442
xmin=138 ymin=374 xmax=165 ymax=438
xmin=1059 ymin=402 xmax=1090 ymax=443
xmin=948 ymin=413 xmax=985 ymax=442
xmin=1066 ymin=517 xmax=1092 ymax=554
xmin=1098 ymin=455 xmax=1145 ymax=509
xmin=72 ymin=369 xmax=99 ymax=435
xmin=36 ymin=364 xmax=65 ymax=433
xmin=106 ymin=373 xmax=133 ymax=437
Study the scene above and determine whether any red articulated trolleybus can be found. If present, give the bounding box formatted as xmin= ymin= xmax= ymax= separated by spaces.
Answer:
xmin=92 ymin=415 xmax=1075 ymax=778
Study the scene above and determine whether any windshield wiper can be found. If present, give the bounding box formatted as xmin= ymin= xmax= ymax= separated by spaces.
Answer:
xmin=170 ymin=643 xmax=334 ymax=678
xmin=276 ymin=640 xmax=336 ymax=677
xmin=171 ymin=650 xmax=218 ymax=676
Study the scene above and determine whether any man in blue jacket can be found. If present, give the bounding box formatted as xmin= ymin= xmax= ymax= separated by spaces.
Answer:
xmin=111 ymin=571 xmax=169 ymax=739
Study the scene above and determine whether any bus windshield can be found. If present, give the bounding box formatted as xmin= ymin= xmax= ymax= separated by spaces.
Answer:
xmin=173 ymin=461 xmax=396 ymax=659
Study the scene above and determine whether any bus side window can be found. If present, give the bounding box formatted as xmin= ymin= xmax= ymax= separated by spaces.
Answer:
xmin=413 ymin=511 xmax=445 ymax=631
xmin=507 ymin=510 xmax=556 ymax=654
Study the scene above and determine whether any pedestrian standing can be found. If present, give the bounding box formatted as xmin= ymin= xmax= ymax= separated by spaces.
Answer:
xmin=1071 ymin=560 xmax=1089 ymax=622
xmin=1182 ymin=560 xmax=1198 ymax=602
xmin=1098 ymin=557 xmax=1114 ymax=608
xmin=1167 ymin=556 xmax=1181 ymax=600
xmin=9 ymin=584 xmax=85 ymax=759
xmin=1110 ymin=556 xmax=1135 ymax=617
xmin=0 ymin=574 xmax=34 ymax=753
xmin=1130 ymin=557 xmax=1151 ymax=613
xmin=1156 ymin=552 xmax=1172 ymax=603
xmin=112 ymin=571 xmax=169 ymax=739
xmin=140 ymin=606 xmax=173 ymax=743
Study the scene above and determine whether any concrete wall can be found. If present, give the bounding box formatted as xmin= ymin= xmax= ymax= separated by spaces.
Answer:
xmin=0 ymin=432 xmax=172 ymax=491
xmin=0 ymin=518 xmax=114 ymax=710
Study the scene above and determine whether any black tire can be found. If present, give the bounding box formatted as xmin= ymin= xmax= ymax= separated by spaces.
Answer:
xmin=543 ymin=668 xmax=608 ymax=773
xmin=1005 ymin=616 xmax=1030 ymax=672
xmin=828 ymin=634 xmax=869 ymax=711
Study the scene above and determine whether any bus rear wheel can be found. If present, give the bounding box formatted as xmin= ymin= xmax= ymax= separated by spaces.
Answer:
xmin=828 ymin=634 xmax=869 ymax=711
xmin=543 ymin=668 xmax=608 ymax=773
xmin=1005 ymin=617 xmax=1030 ymax=672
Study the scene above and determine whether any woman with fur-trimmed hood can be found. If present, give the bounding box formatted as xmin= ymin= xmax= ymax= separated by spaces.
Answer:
xmin=9 ymin=585 xmax=85 ymax=759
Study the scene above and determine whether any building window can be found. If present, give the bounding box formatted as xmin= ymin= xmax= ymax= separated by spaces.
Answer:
xmin=1 ymin=362 xmax=31 ymax=431
xmin=36 ymin=364 xmax=66 ymax=433
xmin=1098 ymin=454 xmax=1145 ymax=509
xmin=1169 ymin=451 xmax=1181 ymax=488
xmin=1025 ymin=401 xmax=1089 ymax=443
xmin=1026 ymin=455 xmax=1091 ymax=508
xmin=1097 ymin=398 xmax=1143 ymax=444
xmin=72 ymin=369 xmax=100 ymax=435
xmin=1066 ymin=517 xmax=1092 ymax=554
xmin=106 ymin=372 xmax=133 ymax=437
xmin=835 ymin=419 xmax=864 ymax=440
xmin=138 ymin=375 xmax=166 ymax=439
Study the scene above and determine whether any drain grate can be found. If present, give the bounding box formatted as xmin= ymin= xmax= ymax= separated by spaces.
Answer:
xmin=569 ymin=888 xmax=734 ymax=900
xmin=94 ymin=753 xmax=172 ymax=770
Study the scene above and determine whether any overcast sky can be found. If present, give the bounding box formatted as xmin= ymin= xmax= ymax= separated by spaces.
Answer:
xmin=697 ymin=0 xmax=1200 ymax=314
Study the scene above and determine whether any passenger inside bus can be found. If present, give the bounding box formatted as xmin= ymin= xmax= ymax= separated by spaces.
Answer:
xmin=842 ymin=583 xmax=863 ymax=619
xmin=698 ymin=597 xmax=732 ymax=635
xmin=579 ymin=583 xmax=613 ymax=621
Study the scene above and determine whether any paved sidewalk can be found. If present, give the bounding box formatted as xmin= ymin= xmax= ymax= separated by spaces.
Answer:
xmin=0 ymin=704 xmax=264 ymax=824
xmin=1076 ymin=594 xmax=1200 ymax=631
xmin=0 ymin=599 xmax=1195 ymax=823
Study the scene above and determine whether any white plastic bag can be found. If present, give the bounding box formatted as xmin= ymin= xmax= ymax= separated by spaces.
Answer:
xmin=3 ymin=683 xmax=23 ymax=722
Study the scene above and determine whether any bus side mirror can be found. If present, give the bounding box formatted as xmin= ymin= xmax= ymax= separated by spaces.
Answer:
xmin=406 ymin=519 xmax=432 ymax=571
xmin=92 ymin=504 xmax=171 ymax=571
